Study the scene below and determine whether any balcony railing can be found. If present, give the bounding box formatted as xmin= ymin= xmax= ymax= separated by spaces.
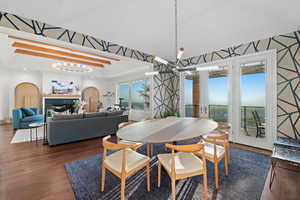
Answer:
xmin=185 ymin=104 xmax=265 ymax=129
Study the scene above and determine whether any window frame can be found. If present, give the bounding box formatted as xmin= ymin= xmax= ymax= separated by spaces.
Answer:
xmin=116 ymin=78 xmax=150 ymax=111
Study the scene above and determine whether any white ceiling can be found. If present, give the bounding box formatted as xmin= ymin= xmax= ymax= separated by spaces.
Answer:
xmin=0 ymin=31 xmax=151 ymax=78
xmin=1 ymin=0 xmax=300 ymax=61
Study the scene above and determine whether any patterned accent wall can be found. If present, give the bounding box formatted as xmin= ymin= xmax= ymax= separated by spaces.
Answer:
xmin=152 ymin=64 xmax=179 ymax=118
xmin=180 ymin=31 xmax=300 ymax=139
xmin=0 ymin=11 xmax=153 ymax=62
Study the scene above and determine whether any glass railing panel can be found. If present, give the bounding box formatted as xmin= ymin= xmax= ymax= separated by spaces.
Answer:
xmin=240 ymin=63 xmax=266 ymax=138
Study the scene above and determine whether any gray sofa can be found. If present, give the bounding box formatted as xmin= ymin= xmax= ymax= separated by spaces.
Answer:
xmin=47 ymin=111 xmax=127 ymax=146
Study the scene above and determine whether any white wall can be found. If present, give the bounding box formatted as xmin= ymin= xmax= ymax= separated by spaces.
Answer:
xmin=0 ymin=68 xmax=42 ymax=121
xmin=81 ymin=77 xmax=114 ymax=108
xmin=42 ymin=72 xmax=82 ymax=94
xmin=0 ymin=67 xmax=115 ymax=121
xmin=41 ymin=72 xmax=114 ymax=108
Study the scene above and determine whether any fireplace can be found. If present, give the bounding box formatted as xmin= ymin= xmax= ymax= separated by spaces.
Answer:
xmin=43 ymin=95 xmax=80 ymax=116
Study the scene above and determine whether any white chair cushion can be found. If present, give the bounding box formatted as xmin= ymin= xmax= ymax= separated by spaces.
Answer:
xmin=119 ymin=140 xmax=143 ymax=146
xmin=203 ymin=142 xmax=225 ymax=158
xmin=104 ymin=148 xmax=149 ymax=173
xmin=157 ymin=152 xmax=203 ymax=174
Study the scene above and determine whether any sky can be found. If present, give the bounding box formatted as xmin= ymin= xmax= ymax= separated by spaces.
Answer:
xmin=118 ymin=81 xmax=145 ymax=103
xmin=240 ymin=73 xmax=265 ymax=106
xmin=185 ymin=72 xmax=265 ymax=106
xmin=118 ymin=84 xmax=129 ymax=103
xmin=184 ymin=79 xmax=193 ymax=104
xmin=131 ymin=81 xmax=144 ymax=103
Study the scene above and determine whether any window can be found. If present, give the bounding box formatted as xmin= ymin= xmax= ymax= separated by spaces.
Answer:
xmin=118 ymin=83 xmax=129 ymax=108
xmin=208 ymin=67 xmax=229 ymax=122
xmin=184 ymin=78 xmax=193 ymax=117
xmin=240 ymin=64 xmax=266 ymax=137
xmin=117 ymin=80 xmax=150 ymax=111
xmin=131 ymin=81 xmax=150 ymax=110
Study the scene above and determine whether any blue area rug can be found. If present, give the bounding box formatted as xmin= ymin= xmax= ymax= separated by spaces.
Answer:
xmin=65 ymin=145 xmax=270 ymax=200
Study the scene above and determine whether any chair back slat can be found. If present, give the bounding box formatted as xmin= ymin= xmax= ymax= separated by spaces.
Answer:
xmin=165 ymin=143 xmax=204 ymax=153
xmin=102 ymin=135 xmax=136 ymax=151
xmin=207 ymin=134 xmax=228 ymax=141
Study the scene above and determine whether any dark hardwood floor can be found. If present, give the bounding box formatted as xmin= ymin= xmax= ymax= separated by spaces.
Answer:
xmin=0 ymin=124 xmax=101 ymax=200
xmin=0 ymin=124 xmax=299 ymax=200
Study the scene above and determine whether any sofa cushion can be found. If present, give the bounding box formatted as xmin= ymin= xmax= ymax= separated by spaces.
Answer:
xmin=52 ymin=114 xmax=83 ymax=121
xmin=21 ymin=108 xmax=35 ymax=116
xmin=106 ymin=111 xmax=124 ymax=117
xmin=84 ymin=112 xmax=107 ymax=118
xmin=21 ymin=115 xmax=44 ymax=123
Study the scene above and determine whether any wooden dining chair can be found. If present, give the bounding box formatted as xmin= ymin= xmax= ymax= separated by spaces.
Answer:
xmin=157 ymin=143 xmax=208 ymax=200
xmin=101 ymin=136 xmax=151 ymax=200
xmin=117 ymin=121 xmax=144 ymax=151
xmin=198 ymin=134 xmax=229 ymax=189
xmin=203 ymin=123 xmax=231 ymax=164
xmin=252 ymin=111 xmax=265 ymax=138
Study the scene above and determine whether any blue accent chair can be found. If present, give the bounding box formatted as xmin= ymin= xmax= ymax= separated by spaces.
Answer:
xmin=12 ymin=108 xmax=44 ymax=129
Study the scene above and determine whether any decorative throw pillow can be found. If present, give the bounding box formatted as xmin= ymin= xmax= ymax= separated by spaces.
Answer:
xmin=21 ymin=108 xmax=35 ymax=116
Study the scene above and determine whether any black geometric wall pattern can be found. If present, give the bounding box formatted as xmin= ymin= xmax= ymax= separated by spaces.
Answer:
xmin=180 ymin=31 xmax=300 ymax=139
xmin=153 ymin=63 xmax=180 ymax=118
xmin=0 ymin=11 xmax=153 ymax=63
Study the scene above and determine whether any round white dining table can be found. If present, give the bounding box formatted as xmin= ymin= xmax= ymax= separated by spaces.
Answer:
xmin=117 ymin=117 xmax=218 ymax=144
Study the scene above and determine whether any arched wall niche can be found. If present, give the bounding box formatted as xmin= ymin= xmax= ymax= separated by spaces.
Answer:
xmin=15 ymin=82 xmax=40 ymax=108
xmin=82 ymin=86 xmax=100 ymax=112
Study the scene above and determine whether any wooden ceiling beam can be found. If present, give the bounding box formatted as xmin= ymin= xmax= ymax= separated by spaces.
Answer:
xmin=8 ymin=35 xmax=120 ymax=61
xmin=12 ymin=42 xmax=112 ymax=64
xmin=14 ymin=49 xmax=104 ymax=67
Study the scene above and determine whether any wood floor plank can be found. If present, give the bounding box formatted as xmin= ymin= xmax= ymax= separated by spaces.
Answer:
xmin=0 ymin=124 xmax=299 ymax=200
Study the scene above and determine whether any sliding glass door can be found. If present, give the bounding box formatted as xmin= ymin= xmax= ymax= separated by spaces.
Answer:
xmin=208 ymin=67 xmax=229 ymax=123
xmin=181 ymin=50 xmax=277 ymax=150
xmin=240 ymin=63 xmax=266 ymax=138
xmin=183 ymin=72 xmax=200 ymax=117
xmin=232 ymin=53 xmax=276 ymax=150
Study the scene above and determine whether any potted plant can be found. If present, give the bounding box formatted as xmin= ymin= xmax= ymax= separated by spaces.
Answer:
xmin=165 ymin=111 xmax=180 ymax=117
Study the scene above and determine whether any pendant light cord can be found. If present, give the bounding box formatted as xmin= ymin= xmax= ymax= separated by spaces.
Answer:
xmin=174 ymin=0 xmax=178 ymax=60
